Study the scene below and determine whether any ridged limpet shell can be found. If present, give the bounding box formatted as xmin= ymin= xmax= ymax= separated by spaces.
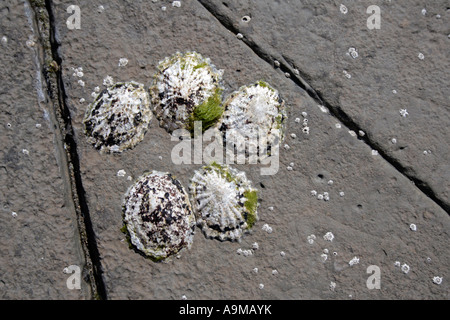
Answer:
xmin=189 ymin=163 xmax=258 ymax=242
xmin=83 ymin=81 xmax=152 ymax=153
xmin=218 ymin=81 xmax=286 ymax=158
xmin=122 ymin=171 xmax=196 ymax=261
xmin=149 ymin=51 xmax=224 ymax=133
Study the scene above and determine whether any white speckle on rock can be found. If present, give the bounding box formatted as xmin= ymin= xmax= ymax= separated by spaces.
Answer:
xmin=236 ymin=33 xmax=244 ymax=39
xmin=117 ymin=169 xmax=126 ymax=177
xmin=391 ymin=138 xmax=397 ymax=144
xmin=262 ymin=223 xmax=273 ymax=233
xmin=272 ymin=269 xmax=278 ymax=275
xmin=399 ymin=109 xmax=409 ymax=117
xmin=11 ymin=212 xmax=17 ymax=218
xmin=253 ymin=267 xmax=258 ymax=273
xmin=103 ymin=75 xmax=114 ymax=87
xmin=280 ymin=251 xmax=286 ymax=257
xmin=22 ymin=149 xmax=29 ymax=155
xmin=339 ymin=191 xmax=345 ymax=197
xmin=274 ymin=60 xmax=280 ymax=68
xmin=335 ymin=123 xmax=342 ymax=129
xmin=118 ymin=58 xmax=129 ymax=67
xmin=349 ymin=257 xmax=360 ymax=266
xmin=329 ymin=281 xmax=336 ymax=291
xmin=172 ymin=1 xmax=181 ymax=7
xmin=421 ymin=8 xmax=427 ymax=15
xmin=371 ymin=150 xmax=379 ymax=156
xmin=252 ymin=242 xmax=259 ymax=250
xmin=418 ymin=52 xmax=425 ymax=60
xmin=340 ymin=4 xmax=348 ymax=14
xmin=1 ymin=36 xmax=7 ymax=45
xmin=259 ymin=283 xmax=264 ymax=289
xmin=432 ymin=276 xmax=443 ymax=285
xmin=323 ymin=232 xmax=334 ymax=242
xmin=401 ymin=263 xmax=410 ymax=274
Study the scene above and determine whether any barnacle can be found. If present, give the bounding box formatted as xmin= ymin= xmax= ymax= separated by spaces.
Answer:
xmin=149 ymin=51 xmax=224 ymax=134
xmin=122 ymin=171 xmax=196 ymax=261
xmin=217 ymin=81 xmax=286 ymax=159
xmin=189 ymin=162 xmax=258 ymax=242
xmin=83 ymin=81 xmax=152 ymax=153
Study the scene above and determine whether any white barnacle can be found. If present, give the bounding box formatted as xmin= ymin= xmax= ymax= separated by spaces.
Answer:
xmin=280 ymin=251 xmax=286 ymax=257
xmin=122 ymin=171 xmax=195 ymax=261
xmin=432 ymin=276 xmax=443 ymax=285
xmin=272 ymin=269 xmax=278 ymax=275
xmin=290 ymin=133 xmax=297 ymax=139
xmin=310 ymin=190 xmax=317 ymax=197
xmin=218 ymin=81 xmax=287 ymax=160
xmin=409 ymin=223 xmax=417 ymax=231
xmin=1 ymin=36 xmax=7 ymax=45
xmin=323 ymin=232 xmax=334 ymax=242
xmin=253 ymin=267 xmax=258 ymax=273
xmin=252 ymin=242 xmax=259 ymax=250
xmin=189 ymin=163 xmax=258 ymax=242
xmin=349 ymin=257 xmax=360 ymax=266
xmin=401 ymin=263 xmax=410 ymax=274
xmin=236 ymin=33 xmax=244 ymax=39
xmin=329 ymin=281 xmax=336 ymax=291
xmin=259 ymin=283 xmax=264 ymax=289
xmin=418 ymin=52 xmax=425 ymax=60
xmin=307 ymin=234 xmax=316 ymax=245
xmin=295 ymin=117 xmax=301 ymax=123
xmin=317 ymin=194 xmax=324 ymax=200
xmin=399 ymin=109 xmax=409 ymax=117
xmin=172 ymin=1 xmax=181 ymax=8
xmin=339 ymin=191 xmax=345 ymax=197
xmin=320 ymin=253 xmax=328 ymax=262
xmin=103 ymin=75 xmax=114 ymax=87
xmin=242 ymin=15 xmax=251 ymax=23
xmin=371 ymin=150 xmax=379 ymax=156
xmin=394 ymin=261 xmax=401 ymax=268
xmin=262 ymin=223 xmax=273 ymax=234
xmin=340 ymin=4 xmax=348 ymax=14
xmin=11 ymin=212 xmax=17 ymax=218
xmin=83 ymin=81 xmax=152 ymax=153
xmin=150 ymin=51 xmax=224 ymax=133
xmin=302 ymin=126 xmax=310 ymax=135
xmin=274 ymin=60 xmax=280 ymax=68
xmin=421 ymin=8 xmax=427 ymax=15
xmin=284 ymin=144 xmax=290 ymax=150
xmin=22 ymin=149 xmax=29 ymax=155
xmin=118 ymin=57 xmax=129 ymax=67
xmin=117 ymin=169 xmax=126 ymax=177
xmin=335 ymin=123 xmax=342 ymax=129
xmin=78 ymin=79 xmax=85 ymax=87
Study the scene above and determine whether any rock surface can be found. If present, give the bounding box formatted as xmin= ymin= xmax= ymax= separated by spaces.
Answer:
xmin=0 ymin=0 xmax=448 ymax=300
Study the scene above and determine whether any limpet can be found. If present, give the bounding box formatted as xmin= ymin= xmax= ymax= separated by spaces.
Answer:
xmin=189 ymin=162 xmax=258 ymax=241
xmin=83 ymin=81 xmax=152 ymax=153
xmin=122 ymin=171 xmax=196 ymax=261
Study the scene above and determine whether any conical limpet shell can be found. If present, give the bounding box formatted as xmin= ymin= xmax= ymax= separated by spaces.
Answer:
xmin=83 ymin=81 xmax=152 ymax=153
xmin=189 ymin=163 xmax=258 ymax=242
xmin=217 ymin=81 xmax=287 ymax=158
xmin=149 ymin=51 xmax=224 ymax=134
xmin=122 ymin=171 xmax=196 ymax=261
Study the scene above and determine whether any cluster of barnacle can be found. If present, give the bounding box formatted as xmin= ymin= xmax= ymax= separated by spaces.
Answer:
xmin=82 ymin=51 xmax=287 ymax=261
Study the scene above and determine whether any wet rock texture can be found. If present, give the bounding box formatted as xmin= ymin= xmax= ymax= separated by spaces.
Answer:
xmin=0 ymin=0 xmax=448 ymax=299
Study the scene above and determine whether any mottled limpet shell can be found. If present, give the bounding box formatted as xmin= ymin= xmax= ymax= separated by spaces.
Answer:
xmin=189 ymin=163 xmax=258 ymax=242
xmin=149 ymin=51 xmax=224 ymax=133
xmin=122 ymin=171 xmax=196 ymax=261
xmin=217 ymin=81 xmax=286 ymax=158
xmin=83 ymin=81 xmax=152 ymax=153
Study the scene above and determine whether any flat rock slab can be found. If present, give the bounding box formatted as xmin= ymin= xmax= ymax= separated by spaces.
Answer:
xmin=47 ymin=0 xmax=449 ymax=299
xmin=0 ymin=0 xmax=88 ymax=299
xmin=201 ymin=0 xmax=450 ymax=209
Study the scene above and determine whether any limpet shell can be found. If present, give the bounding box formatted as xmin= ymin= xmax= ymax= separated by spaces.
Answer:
xmin=149 ymin=51 xmax=224 ymax=133
xmin=122 ymin=171 xmax=196 ymax=261
xmin=189 ymin=163 xmax=258 ymax=242
xmin=83 ymin=81 xmax=152 ymax=153
xmin=217 ymin=81 xmax=286 ymax=159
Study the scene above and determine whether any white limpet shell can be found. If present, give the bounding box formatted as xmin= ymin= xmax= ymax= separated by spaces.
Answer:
xmin=122 ymin=171 xmax=196 ymax=261
xmin=217 ymin=81 xmax=287 ymax=159
xmin=149 ymin=51 xmax=224 ymax=133
xmin=189 ymin=163 xmax=258 ymax=242
xmin=83 ymin=81 xmax=152 ymax=153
